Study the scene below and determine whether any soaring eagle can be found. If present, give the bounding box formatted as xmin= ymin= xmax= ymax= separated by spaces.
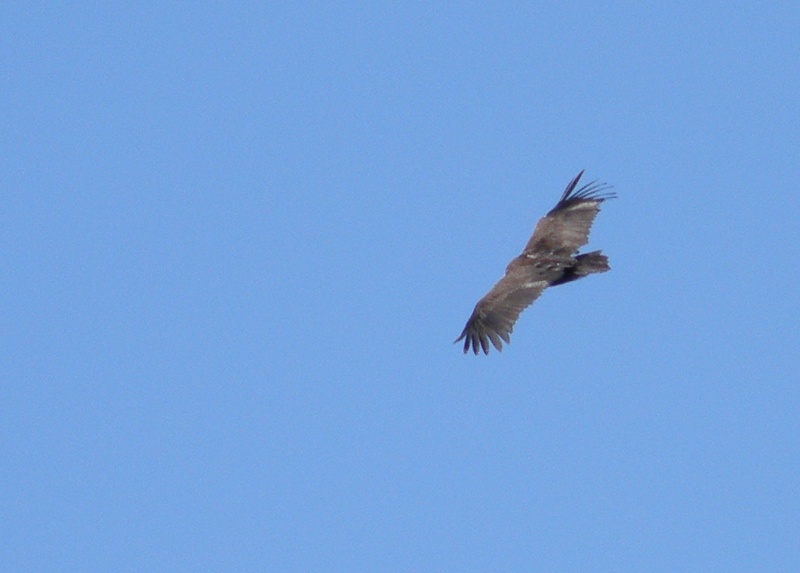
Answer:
xmin=456 ymin=170 xmax=615 ymax=354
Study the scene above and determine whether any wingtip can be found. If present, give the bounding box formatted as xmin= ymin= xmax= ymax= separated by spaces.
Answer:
xmin=560 ymin=170 xmax=586 ymax=201
xmin=558 ymin=171 xmax=615 ymax=205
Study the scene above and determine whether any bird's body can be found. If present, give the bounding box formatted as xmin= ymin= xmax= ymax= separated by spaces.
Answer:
xmin=456 ymin=170 xmax=615 ymax=355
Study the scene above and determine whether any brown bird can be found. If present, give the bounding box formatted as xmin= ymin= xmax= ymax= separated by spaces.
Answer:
xmin=456 ymin=170 xmax=615 ymax=354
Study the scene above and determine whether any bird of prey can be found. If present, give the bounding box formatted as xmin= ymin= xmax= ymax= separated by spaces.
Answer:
xmin=456 ymin=170 xmax=615 ymax=355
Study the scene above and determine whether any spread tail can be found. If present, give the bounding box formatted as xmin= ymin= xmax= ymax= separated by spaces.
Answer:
xmin=550 ymin=250 xmax=610 ymax=286
xmin=574 ymin=250 xmax=610 ymax=274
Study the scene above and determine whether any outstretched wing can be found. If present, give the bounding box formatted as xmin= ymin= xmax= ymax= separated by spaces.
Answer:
xmin=524 ymin=170 xmax=615 ymax=256
xmin=455 ymin=267 xmax=548 ymax=355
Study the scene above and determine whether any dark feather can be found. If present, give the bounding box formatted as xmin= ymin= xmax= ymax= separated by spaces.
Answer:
xmin=550 ymin=169 xmax=617 ymax=212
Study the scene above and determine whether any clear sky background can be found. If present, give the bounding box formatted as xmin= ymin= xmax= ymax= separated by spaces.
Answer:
xmin=3 ymin=3 xmax=799 ymax=572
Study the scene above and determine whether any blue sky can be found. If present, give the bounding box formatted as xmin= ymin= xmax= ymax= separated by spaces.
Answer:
xmin=3 ymin=3 xmax=799 ymax=571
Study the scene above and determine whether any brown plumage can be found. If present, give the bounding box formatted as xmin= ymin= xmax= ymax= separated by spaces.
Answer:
xmin=456 ymin=170 xmax=615 ymax=355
